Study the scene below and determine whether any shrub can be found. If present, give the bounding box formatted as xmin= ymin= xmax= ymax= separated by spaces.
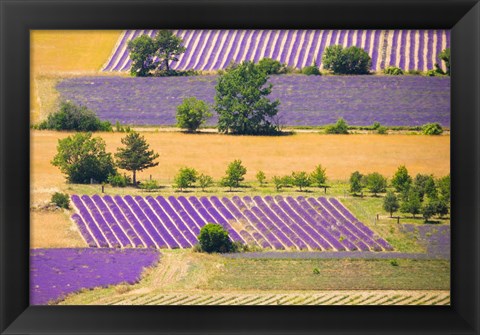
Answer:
xmin=322 ymin=45 xmax=371 ymax=74
xmin=372 ymin=122 xmax=381 ymax=130
xmin=325 ymin=118 xmax=349 ymax=134
xmin=256 ymin=170 xmax=267 ymax=186
xmin=107 ymin=173 xmax=131 ymax=187
xmin=377 ymin=126 xmax=388 ymax=134
xmin=390 ymin=259 xmax=399 ymax=267
xmin=425 ymin=69 xmax=438 ymax=77
xmin=257 ymin=58 xmax=287 ymax=75
xmin=301 ymin=61 xmax=321 ymax=75
xmin=198 ymin=173 xmax=214 ymax=191
xmin=383 ymin=66 xmax=404 ymax=75
xmin=422 ymin=123 xmax=443 ymax=135
xmin=407 ymin=69 xmax=422 ymax=75
xmin=138 ymin=179 xmax=160 ymax=191
xmin=313 ymin=268 xmax=320 ymax=275
xmin=38 ymin=101 xmax=112 ymax=131
xmin=175 ymin=97 xmax=212 ymax=132
xmin=51 ymin=192 xmax=70 ymax=209
xmin=174 ymin=167 xmax=198 ymax=191
xmin=198 ymin=223 xmax=234 ymax=253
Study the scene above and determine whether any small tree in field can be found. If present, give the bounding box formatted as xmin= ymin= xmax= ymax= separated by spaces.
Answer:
xmin=325 ymin=118 xmax=349 ymax=134
xmin=256 ymin=170 xmax=266 ymax=186
xmin=292 ymin=171 xmax=311 ymax=191
xmin=349 ymin=171 xmax=364 ymax=196
xmin=365 ymin=172 xmax=387 ymax=196
xmin=400 ymin=188 xmax=422 ymax=218
xmin=174 ymin=167 xmax=198 ymax=191
xmin=437 ymin=174 xmax=451 ymax=204
xmin=51 ymin=133 xmax=116 ymax=184
xmin=198 ymin=223 xmax=234 ymax=253
xmin=154 ymin=30 xmax=186 ymax=72
xmin=383 ymin=191 xmax=399 ymax=217
xmin=272 ymin=176 xmax=283 ymax=191
xmin=221 ymin=159 xmax=247 ymax=191
xmin=421 ymin=197 xmax=438 ymax=222
xmin=310 ymin=165 xmax=327 ymax=189
xmin=391 ymin=165 xmax=412 ymax=194
xmin=198 ymin=173 xmax=214 ymax=191
xmin=127 ymin=35 xmax=157 ymax=77
xmin=115 ymin=132 xmax=159 ymax=186
xmin=176 ymin=97 xmax=212 ymax=132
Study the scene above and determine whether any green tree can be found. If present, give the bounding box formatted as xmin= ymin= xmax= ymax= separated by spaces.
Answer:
xmin=325 ymin=117 xmax=349 ymax=134
xmin=127 ymin=35 xmax=157 ymax=77
xmin=291 ymin=171 xmax=311 ymax=191
xmin=221 ymin=159 xmax=247 ymax=191
xmin=198 ymin=173 xmax=214 ymax=191
xmin=174 ymin=167 xmax=198 ymax=191
xmin=383 ymin=191 xmax=399 ymax=217
xmin=322 ymin=45 xmax=371 ymax=74
xmin=414 ymin=174 xmax=437 ymax=201
xmin=114 ymin=132 xmax=159 ymax=186
xmin=51 ymin=133 xmax=116 ymax=184
xmin=257 ymin=58 xmax=287 ymax=75
xmin=437 ymin=174 xmax=451 ymax=203
xmin=176 ymin=97 xmax=212 ymax=132
xmin=198 ymin=223 xmax=234 ymax=253
xmin=349 ymin=171 xmax=364 ymax=195
xmin=434 ymin=48 xmax=450 ymax=75
xmin=310 ymin=165 xmax=327 ymax=188
xmin=421 ymin=197 xmax=438 ymax=222
xmin=400 ymin=188 xmax=422 ymax=218
xmin=383 ymin=66 xmax=404 ymax=75
xmin=256 ymin=170 xmax=266 ymax=186
xmin=214 ymin=61 xmax=280 ymax=135
xmin=272 ymin=175 xmax=283 ymax=191
xmin=365 ymin=172 xmax=387 ymax=196
xmin=37 ymin=101 xmax=112 ymax=131
xmin=391 ymin=165 xmax=412 ymax=193
xmin=154 ymin=30 xmax=186 ymax=72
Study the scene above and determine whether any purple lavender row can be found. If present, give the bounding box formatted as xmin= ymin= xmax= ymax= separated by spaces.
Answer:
xmin=284 ymin=196 xmax=343 ymax=251
xmin=102 ymin=195 xmax=144 ymax=247
xmin=71 ymin=214 xmax=97 ymax=247
xmin=103 ymin=31 xmax=132 ymax=71
xmin=263 ymin=196 xmax=319 ymax=250
xmin=71 ymin=195 xmax=109 ymax=247
xmin=417 ymin=30 xmax=425 ymax=71
xmin=177 ymin=196 xmax=208 ymax=227
xmin=112 ymin=195 xmax=157 ymax=248
xmin=389 ymin=30 xmax=399 ymax=67
xmin=112 ymin=30 xmax=143 ymax=71
xmin=317 ymin=198 xmax=373 ymax=251
xmin=296 ymin=196 xmax=356 ymax=251
xmin=156 ymin=196 xmax=197 ymax=246
xmin=230 ymin=196 xmax=278 ymax=249
xmin=188 ymin=196 xmax=216 ymax=223
xmin=238 ymin=207 xmax=277 ymax=249
xmin=123 ymin=195 xmax=167 ymax=248
xmin=198 ymin=196 xmax=244 ymax=243
xmin=252 ymin=196 xmax=298 ymax=249
xmin=322 ymin=198 xmax=386 ymax=251
xmin=168 ymin=196 xmax=201 ymax=235
xmin=81 ymin=195 xmax=121 ymax=248
xmin=92 ymin=195 xmax=137 ymax=247
xmin=135 ymin=196 xmax=179 ymax=248
xmin=221 ymin=197 xmax=266 ymax=248
xmin=145 ymin=196 xmax=189 ymax=248
xmin=274 ymin=196 xmax=329 ymax=251
xmin=250 ymin=196 xmax=305 ymax=250
xmin=209 ymin=196 xmax=256 ymax=245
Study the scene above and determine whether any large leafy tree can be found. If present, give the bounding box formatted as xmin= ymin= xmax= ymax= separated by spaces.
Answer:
xmin=349 ymin=171 xmax=364 ymax=196
xmin=214 ymin=61 xmax=280 ymax=135
xmin=127 ymin=35 xmax=158 ymax=77
xmin=51 ymin=133 xmax=116 ymax=184
xmin=176 ymin=97 xmax=212 ymax=132
xmin=154 ymin=30 xmax=186 ymax=72
xmin=322 ymin=45 xmax=371 ymax=74
xmin=114 ymin=132 xmax=159 ymax=186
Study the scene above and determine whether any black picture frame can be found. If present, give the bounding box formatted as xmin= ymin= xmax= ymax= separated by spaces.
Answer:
xmin=1 ymin=0 xmax=479 ymax=334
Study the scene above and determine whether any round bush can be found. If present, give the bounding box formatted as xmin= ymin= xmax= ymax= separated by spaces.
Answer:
xmin=301 ymin=65 xmax=321 ymax=76
xmin=422 ymin=123 xmax=443 ymax=135
xmin=51 ymin=192 xmax=70 ymax=209
xmin=198 ymin=223 xmax=234 ymax=253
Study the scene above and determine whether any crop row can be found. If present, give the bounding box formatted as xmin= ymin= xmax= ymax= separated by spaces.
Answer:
xmin=71 ymin=195 xmax=393 ymax=252
xmin=102 ymin=29 xmax=450 ymax=72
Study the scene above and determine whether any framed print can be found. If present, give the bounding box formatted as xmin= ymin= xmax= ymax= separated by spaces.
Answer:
xmin=1 ymin=0 xmax=479 ymax=334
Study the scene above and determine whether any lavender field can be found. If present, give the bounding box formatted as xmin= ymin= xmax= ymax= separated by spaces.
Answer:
xmin=30 ymin=248 xmax=159 ymax=304
xmin=102 ymin=29 xmax=450 ymax=72
xmin=71 ymin=195 xmax=393 ymax=252
xmin=57 ymin=75 xmax=450 ymax=127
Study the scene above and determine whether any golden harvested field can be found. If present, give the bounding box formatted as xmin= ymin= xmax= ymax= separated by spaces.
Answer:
xmin=31 ymin=130 xmax=450 ymax=204
xmin=30 ymin=30 xmax=122 ymax=122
